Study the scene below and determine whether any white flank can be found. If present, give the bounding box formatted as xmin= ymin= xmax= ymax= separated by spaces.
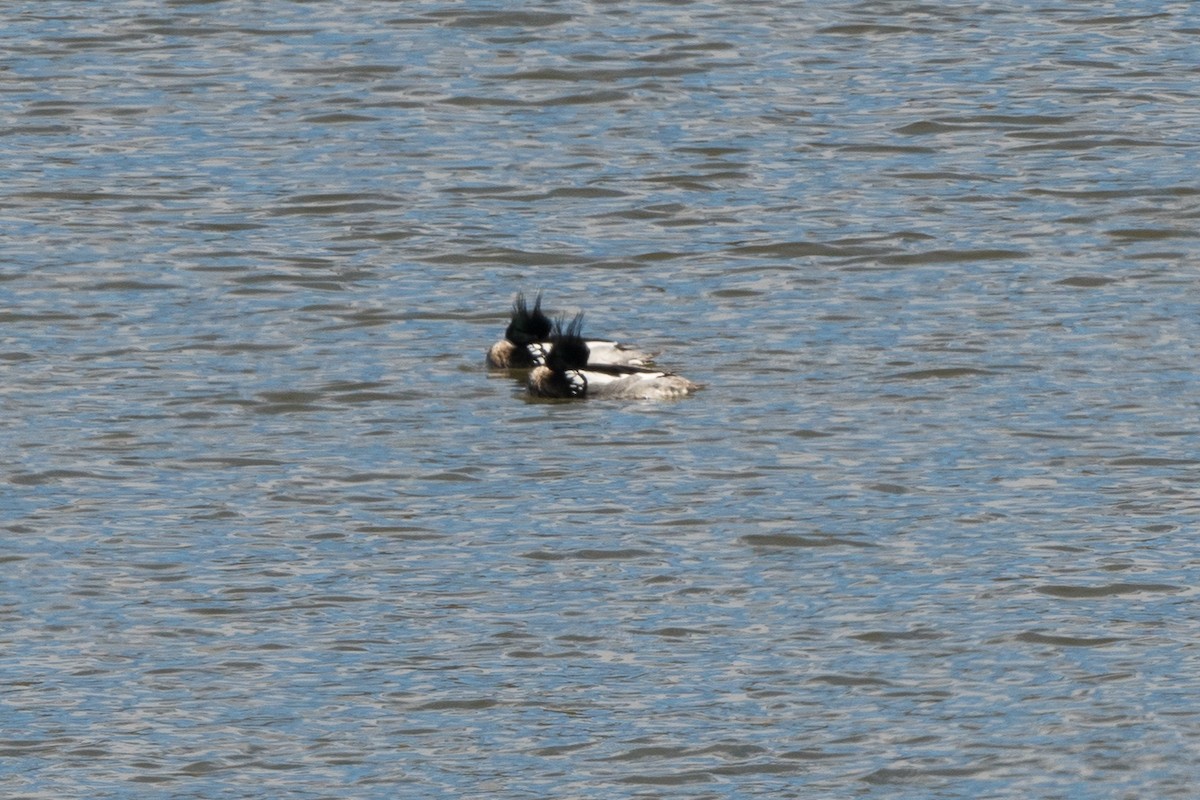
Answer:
xmin=580 ymin=370 xmax=697 ymax=400
xmin=584 ymin=340 xmax=652 ymax=367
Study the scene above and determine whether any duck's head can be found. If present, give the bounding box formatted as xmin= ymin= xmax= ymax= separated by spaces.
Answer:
xmin=527 ymin=313 xmax=590 ymax=397
xmin=546 ymin=312 xmax=591 ymax=371
xmin=505 ymin=291 xmax=553 ymax=346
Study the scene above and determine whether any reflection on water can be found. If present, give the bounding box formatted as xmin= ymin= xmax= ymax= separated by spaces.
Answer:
xmin=3 ymin=2 xmax=1199 ymax=797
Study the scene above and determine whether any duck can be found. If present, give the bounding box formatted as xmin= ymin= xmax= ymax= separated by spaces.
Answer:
xmin=528 ymin=314 xmax=699 ymax=400
xmin=486 ymin=292 xmax=652 ymax=369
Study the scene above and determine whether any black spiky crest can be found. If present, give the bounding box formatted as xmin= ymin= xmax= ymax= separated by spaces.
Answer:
xmin=546 ymin=312 xmax=591 ymax=371
xmin=506 ymin=291 xmax=553 ymax=345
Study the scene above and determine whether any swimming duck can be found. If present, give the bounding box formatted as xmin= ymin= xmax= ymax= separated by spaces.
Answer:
xmin=486 ymin=292 xmax=651 ymax=369
xmin=528 ymin=314 xmax=698 ymax=400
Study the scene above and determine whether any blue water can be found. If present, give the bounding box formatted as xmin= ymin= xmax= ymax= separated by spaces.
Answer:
xmin=3 ymin=2 xmax=1200 ymax=797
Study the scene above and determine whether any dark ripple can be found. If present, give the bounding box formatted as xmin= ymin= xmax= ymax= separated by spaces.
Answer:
xmin=1018 ymin=632 xmax=1127 ymax=647
xmin=1035 ymin=583 xmax=1180 ymax=598
xmin=431 ymin=10 xmax=574 ymax=28
xmin=741 ymin=533 xmax=875 ymax=549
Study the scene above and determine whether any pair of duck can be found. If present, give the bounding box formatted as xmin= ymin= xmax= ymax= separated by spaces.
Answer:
xmin=487 ymin=293 xmax=699 ymax=400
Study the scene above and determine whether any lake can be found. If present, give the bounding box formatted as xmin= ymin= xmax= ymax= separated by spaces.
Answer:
xmin=3 ymin=2 xmax=1199 ymax=797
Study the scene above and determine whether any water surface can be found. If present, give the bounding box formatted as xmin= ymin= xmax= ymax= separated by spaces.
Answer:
xmin=3 ymin=2 xmax=1200 ymax=797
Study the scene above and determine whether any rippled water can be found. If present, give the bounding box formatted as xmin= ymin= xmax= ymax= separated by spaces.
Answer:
xmin=3 ymin=2 xmax=1200 ymax=797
